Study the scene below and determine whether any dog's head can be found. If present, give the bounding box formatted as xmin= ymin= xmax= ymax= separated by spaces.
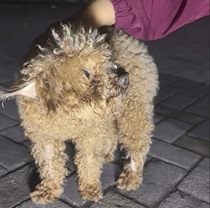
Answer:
xmin=0 ymin=24 xmax=128 ymax=112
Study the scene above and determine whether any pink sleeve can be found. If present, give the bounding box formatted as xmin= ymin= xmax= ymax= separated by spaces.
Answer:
xmin=110 ymin=0 xmax=210 ymax=40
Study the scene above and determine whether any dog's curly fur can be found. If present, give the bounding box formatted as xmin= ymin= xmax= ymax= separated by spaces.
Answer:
xmin=0 ymin=24 xmax=158 ymax=204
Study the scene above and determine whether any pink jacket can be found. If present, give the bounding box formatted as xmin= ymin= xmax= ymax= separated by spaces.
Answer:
xmin=110 ymin=0 xmax=210 ymax=40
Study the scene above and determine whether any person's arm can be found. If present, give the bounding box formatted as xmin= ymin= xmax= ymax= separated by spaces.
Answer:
xmin=84 ymin=0 xmax=210 ymax=40
xmin=23 ymin=0 xmax=116 ymax=63
xmin=70 ymin=0 xmax=115 ymax=29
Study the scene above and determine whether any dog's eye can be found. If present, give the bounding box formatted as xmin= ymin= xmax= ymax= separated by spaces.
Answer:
xmin=83 ymin=69 xmax=90 ymax=79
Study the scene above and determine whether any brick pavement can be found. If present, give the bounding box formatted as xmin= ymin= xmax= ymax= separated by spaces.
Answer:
xmin=0 ymin=3 xmax=209 ymax=208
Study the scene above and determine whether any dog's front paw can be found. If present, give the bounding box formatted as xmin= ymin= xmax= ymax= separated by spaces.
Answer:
xmin=30 ymin=182 xmax=63 ymax=204
xmin=80 ymin=183 xmax=103 ymax=202
xmin=116 ymin=170 xmax=142 ymax=191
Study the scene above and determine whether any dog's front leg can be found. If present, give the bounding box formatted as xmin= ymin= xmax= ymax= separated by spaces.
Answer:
xmin=30 ymin=139 xmax=68 ymax=204
xmin=74 ymin=138 xmax=104 ymax=202
xmin=116 ymin=101 xmax=153 ymax=191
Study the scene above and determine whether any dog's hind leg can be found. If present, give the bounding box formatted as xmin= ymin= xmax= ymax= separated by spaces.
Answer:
xmin=116 ymin=101 xmax=154 ymax=191
xmin=102 ymin=118 xmax=119 ymax=164
xmin=103 ymin=140 xmax=117 ymax=164
xmin=30 ymin=139 xmax=68 ymax=204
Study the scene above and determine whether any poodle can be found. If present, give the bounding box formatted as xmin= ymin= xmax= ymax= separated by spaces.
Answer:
xmin=0 ymin=24 xmax=158 ymax=204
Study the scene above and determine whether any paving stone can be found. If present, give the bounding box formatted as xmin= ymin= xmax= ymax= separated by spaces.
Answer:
xmin=178 ymin=90 xmax=207 ymax=99
xmin=158 ymin=79 xmax=180 ymax=89
xmin=154 ymin=114 xmax=165 ymax=124
xmin=0 ymin=124 xmax=27 ymax=143
xmin=0 ymin=135 xmax=32 ymax=171
xmin=155 ymin=105 xmax=175 ymax=116
xmin=0 ymin=165 xmax=31 ymax=208
xmin=189 ymin=70 xmax=209 ymax=83
xmin=185 ymin=105 xmax=209 ymax=118
xmin=149 ymin=139 xmax=201 ymax=170
xmin=171 ymin=110 xmax=205 ymax=125
xmin=155 ymin=105 xmax=205 ymax=125
xmin=178 ymin=157 xmax=210 ymax=203
xmin=175 ymin=135 xmax=209 ymax=157
xmin=23 ymin=139 xmax=32 ymax=148
xmin=61 ymin=174 xmax=87 ymax=207
xmin=161 ymin=95 xmax=196 ymax=110
xmin=205 ymin=80 xmax=209 ymax=85
xmin=15 ymin=199 xmax=72 ymax=208
xmin=0 ymin=100 xmax=20 ymax=121
xmin=0 ymin=71 xmax=15 ymax=86
xmin=0 ymin=165 xmax=7 ymax=177
xmin=89 ymin=190 xmax=145 ymax=208
xmin=0 ymin=114 xmax=18 ymax=130
xmin=119 ymin=159 xmax=187 ymax=207
xmin=161 ymin=86 xmax=206 ymax=99
xmin=62 ymin=163 xmax=122 ymax=207
xmin=188 ymin=120 xmax=209 ymax=141
xmin=159 ymin=74 xmax=181 ymax=83
xmin=173 ymin=68 xmax=199 ymax=80
xmin=153 ymin=118 xmax=193 ymax=143
xmin=0 ymin=85 xmax=5 ymax=92
xmin=159 ymin=192 xmax=210 ymax=208
xmin=154 ymin=89 xmax=175 ymax=105
xmin=160 ymin=86 xmax=182 ymax=95
xmin=159 ymin=79 xmax=175 ymax=88
xmin=192 ymin=83 xmax=210 ymax=94
xmin=194 ymin=96 xmax=209 ymax=109
xmin=145 ymin=155 xmax=152 ymax=163
xmin=65 ymin=141 xmax=76 ymax=174
xmin=101 ymin=163 xmax=122 ymax=190
xmin=0 ymin=80 xmax=14 ymax=88
xmin=170 ymin=78 xmax=200 ymax=89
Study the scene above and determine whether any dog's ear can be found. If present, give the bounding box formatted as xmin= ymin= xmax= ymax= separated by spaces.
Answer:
xmin=0 ymin=71 xmax=63 ymax=112
xmin=35 ymin=68 xmax=64 ymax=112
xmin=0 ymin=80 xmax=37 ymax=102
xmin=0 ymin=67 xmax=63 ymax=112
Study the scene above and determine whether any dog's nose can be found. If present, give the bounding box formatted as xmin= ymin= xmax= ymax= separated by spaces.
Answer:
xmin=117 ymin=72 xmax=129 ymax=89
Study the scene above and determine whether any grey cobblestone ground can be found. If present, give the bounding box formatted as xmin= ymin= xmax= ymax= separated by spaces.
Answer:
xmin=0 ymin=3 xmax=209 ymax=208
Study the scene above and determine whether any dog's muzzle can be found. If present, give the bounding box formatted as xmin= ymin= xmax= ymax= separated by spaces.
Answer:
xmin=107 ymin=66 xmax=129 ymax=98
xmin=114 ymin=66 xmax=129 ymax=90
xmin=117 ymin=72 xmax=129 ymax=89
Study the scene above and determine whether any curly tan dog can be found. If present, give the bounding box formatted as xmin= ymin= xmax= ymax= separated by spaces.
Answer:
xmin=0 ymin=24 xmax=158 ymax=204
